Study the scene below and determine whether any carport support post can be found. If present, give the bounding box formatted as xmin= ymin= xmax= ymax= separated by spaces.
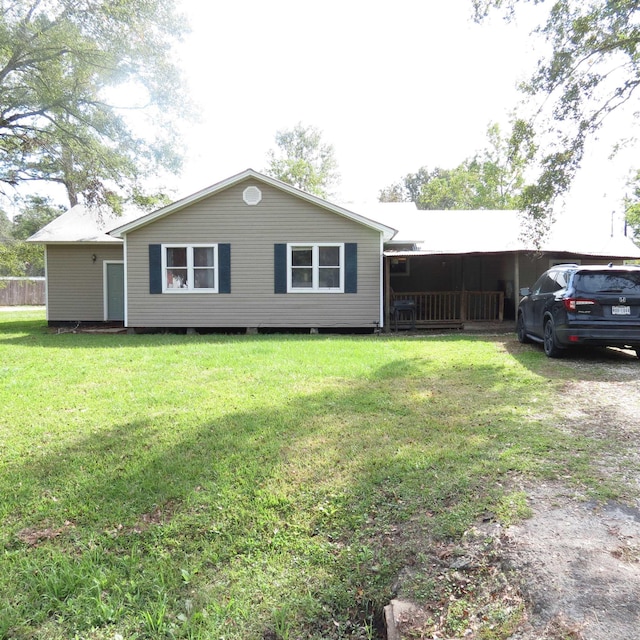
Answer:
xmin=514 ymin=253 xmax=520 ymax=305
xmin=460 ymin=256 xmax=466 ymax=322
xmin=384 ymin=256 xmax=391 ymax=332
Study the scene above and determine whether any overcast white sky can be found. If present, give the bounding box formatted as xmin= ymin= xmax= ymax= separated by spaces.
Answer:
xmin=9 ymin=0 xmax=634 ymax=236
xmin=166 ymin=0 xmax=639 ymax=238
xmin=173 ymin=0 xmax=542 ymax=200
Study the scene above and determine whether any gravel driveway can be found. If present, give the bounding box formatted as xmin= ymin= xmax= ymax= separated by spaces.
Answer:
xmin=389 ymin=338 xmax=640 ymax=640
xmin=504 ymin=343 xmax=640 ymax=639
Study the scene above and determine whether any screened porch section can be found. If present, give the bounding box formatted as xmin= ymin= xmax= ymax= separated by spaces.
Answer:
xmin=385 ymin=251 xmax=511 ymax=329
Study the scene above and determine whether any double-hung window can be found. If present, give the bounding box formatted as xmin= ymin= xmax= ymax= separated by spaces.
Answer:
xmin=288 ymin=243 xmax=344 ymax=292
xmin=162 ymin=244 xmax=218 ymax=292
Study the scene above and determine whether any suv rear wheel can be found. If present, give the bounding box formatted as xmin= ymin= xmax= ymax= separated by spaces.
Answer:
xmin=543 ymin=318 xmax=563 ymax=358
xmin=516 ymin=313 xmax=531 ymax=344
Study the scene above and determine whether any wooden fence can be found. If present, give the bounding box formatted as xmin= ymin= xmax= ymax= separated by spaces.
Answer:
xmin=392 ymin=290 xmax=504 ymax=325
xmin=0 ymin=278 xmax=46 ymax=306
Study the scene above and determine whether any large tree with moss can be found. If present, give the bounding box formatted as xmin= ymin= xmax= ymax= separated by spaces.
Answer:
xmin=0 ymin=0 xmax=190 ymax=211
xmin=474 ymin=0 xmax=640 ymax=233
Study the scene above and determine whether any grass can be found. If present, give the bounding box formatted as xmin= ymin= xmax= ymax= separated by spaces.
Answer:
xmin=0 ymin=310 xmax=620 ymax=639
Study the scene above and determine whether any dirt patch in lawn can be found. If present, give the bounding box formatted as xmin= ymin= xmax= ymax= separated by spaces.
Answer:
xmin=502 ymin=483 xmax=640 ymax=639
xmin=389 ymin=342 xmax=640 ymax=640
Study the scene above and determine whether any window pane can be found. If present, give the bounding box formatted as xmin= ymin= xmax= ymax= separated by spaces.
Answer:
xmin=319 ymin=267 xmax=340 ymax=288
xmin=539 ymin=275 xmax=560 ymax=294
xmin=167 ymin=247 xmax=187 ymax=267
xmin=167 ymin=268 xmax=188 ymax=288
xmin=194 ymin=247 xmax=214 ymax=267
xmin=576 ymin=273 xmax=640 ymax=294
xmin=390 ymin=257 xmax=408 ymax=274
xmin=319 ymin=245 xmax=340 ymax=266
xmin=291 ymin=248 xmax=312 ymax=266
xmin=194 ymin=268 xmax=215 ymax=289
xmin=292 ymin=268 xmax=313 ymax=288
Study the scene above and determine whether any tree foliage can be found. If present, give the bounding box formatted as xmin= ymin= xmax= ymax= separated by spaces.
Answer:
xmin=624 ymin=169 xmax=640 ymax=243
xmin=0 ymin=208 xmax=11 ymax=242
xmin=0 ymin=238 xmax=44 ymax=276
xmin=474 ymin=0 xmax=640 ymax=226
xmin=379 ymin=122 xmax=534 ymax=210
xmin=0 ymin=195 xmax=63 ymax=276
xmin=0 ymin=0 xmax=189 ymax=211
xmin=265 ymin=123 xmax=340 ymax=198
xmin=12 ymin=195 xmax=64 ymax=240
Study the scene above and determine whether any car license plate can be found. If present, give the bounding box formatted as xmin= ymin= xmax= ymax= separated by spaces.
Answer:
xmin=612 ymin=305 xmax=631 ymax=315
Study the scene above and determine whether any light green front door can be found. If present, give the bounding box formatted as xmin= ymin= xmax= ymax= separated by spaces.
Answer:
xmin=106 ymin=262 xmax=124 ymax=321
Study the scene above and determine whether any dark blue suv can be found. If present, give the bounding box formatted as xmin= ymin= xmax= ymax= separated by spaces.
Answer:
xmin=517 ymin=264 xmax=640 ymax=358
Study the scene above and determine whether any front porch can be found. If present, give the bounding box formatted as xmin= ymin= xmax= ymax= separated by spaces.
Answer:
xmin=387 ymin=290 xmax=505 ymax=330
xmin=375 ymin=206 xmax=640 ymax=333
xmin=384 ymin=252 xmax=514 ymax=331
xmin=382 ymin=248 xmax=628 ymax=332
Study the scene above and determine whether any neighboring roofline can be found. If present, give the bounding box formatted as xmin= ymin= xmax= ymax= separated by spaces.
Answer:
xmin=386 ymin=239 xmax=424 ymax=246
xmin=109 ymin=168 xmax=398 ymax=241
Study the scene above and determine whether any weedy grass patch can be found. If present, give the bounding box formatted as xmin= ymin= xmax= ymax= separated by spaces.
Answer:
xmin=0 ymin=311 xmax=611 ymax=639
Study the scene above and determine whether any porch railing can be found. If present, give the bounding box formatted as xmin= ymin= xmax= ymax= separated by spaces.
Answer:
xmin=391 ymin=291 xmax=504 ymax=324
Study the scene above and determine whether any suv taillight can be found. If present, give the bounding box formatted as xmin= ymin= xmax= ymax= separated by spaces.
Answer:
xmin=563 ymin=298 xmax=597 ymax=312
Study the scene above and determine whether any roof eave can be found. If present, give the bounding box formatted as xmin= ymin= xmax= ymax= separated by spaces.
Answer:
xmin=27 ymin=237 xmax=123 ymax=245
xmin=384 ymin=247 xmax=640 ymax=259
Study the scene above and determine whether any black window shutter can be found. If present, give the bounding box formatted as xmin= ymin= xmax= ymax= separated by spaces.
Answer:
xmin=149 ymin=244 xmax=162 ymax=294
xmin=218 ymin=243 xmax=231 ymax=293
xmin=274 ymin=243 xmax=287 ymax=293
xmin=345 ymin=243 xmax=357 ymax=293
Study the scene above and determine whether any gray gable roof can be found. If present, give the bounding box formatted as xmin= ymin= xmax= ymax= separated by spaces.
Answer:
xmin=27 ymin=205 xmax=125 ymax=244
xmin=108 ymin=169 xmax=398 ymax=242
xmin=27 ymin=171 xmax=640 ymax=260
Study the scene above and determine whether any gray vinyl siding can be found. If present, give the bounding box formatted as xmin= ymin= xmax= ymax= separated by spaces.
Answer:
xmin=46 ymin=244 xmax=123 ymax=321
xmin=125 ymin=181 xmax=382 ymax=328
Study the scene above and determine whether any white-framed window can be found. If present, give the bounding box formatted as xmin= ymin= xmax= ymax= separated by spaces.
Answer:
xmin=162 ymin=244 xmax=218 ymax=293
xmin=287 ymin=243 xmax=344 ymax=292
xmin=389 ymin=256 xmax=410 ymax=276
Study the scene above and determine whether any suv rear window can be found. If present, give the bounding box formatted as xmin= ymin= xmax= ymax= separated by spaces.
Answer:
xmin=574 ymin=271 xmax=640 ymax=294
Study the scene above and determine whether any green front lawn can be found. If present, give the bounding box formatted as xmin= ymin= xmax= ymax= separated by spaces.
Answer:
xmin=0 ymin=311 xmax=612 ymax=639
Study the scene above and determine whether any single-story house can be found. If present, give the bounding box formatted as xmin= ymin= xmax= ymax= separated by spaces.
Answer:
xmin=29 ymin=169 xmax=640 ymax=331
xmin=29 ymin=169 xmax=396 ymax=331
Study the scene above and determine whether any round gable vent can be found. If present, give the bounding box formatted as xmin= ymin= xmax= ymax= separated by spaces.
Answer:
xmin=243 ymin=186 xmax=262 ymax=206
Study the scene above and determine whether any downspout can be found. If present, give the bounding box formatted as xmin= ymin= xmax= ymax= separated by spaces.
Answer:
xmin=44 ymin=245 xmax=49 ymax=321
xmin=383 ymin=249 xmax=391 ymax=332
xmin=123 ymin=236 xmax=129 ymax=328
